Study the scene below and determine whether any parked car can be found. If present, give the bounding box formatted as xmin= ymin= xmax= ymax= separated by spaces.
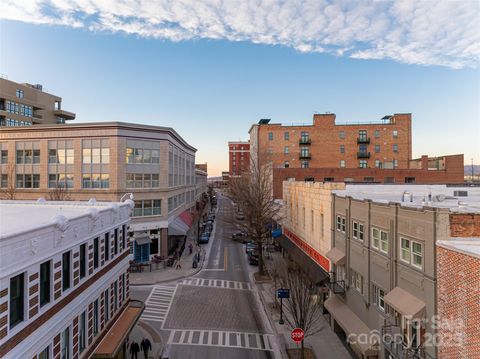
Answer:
xmin=203 ymin=230 xmax=211 ymax=238
xmin=199 ymin=232 xmax=210 ymax=244
xmin=231 ymin=231 xmax=247 ymax=241
xmin=245 ymin=242 xmax=257 ymax=254
xmin=248 ymin=251 xmax=259 ymax=265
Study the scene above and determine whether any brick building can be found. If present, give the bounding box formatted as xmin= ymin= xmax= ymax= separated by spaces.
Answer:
xmin=228 ymin=141 xmax=250 ymax=176
xmin=0 ymin=122 xmax=207 ymax=262
xmin=437 ymin=236 xmax=480 ymax=358
xmin=277 ymin=183 xmax=480 ymax=359
xmin=0 ymin=78 xmax=75 ymax=126
xmin=272 ymin=154 xmax=465 ymax=198
xmin=0 ymin=200 xmax=143 ymax=359
xmin=249 ymin=113 xmax=412 ymax=170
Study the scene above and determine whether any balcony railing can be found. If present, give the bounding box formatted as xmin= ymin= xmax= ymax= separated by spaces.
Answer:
xmin=299 ymin=138 xmax=311 ymax=145
xmin=327 ymin=272 xmax=346 ymax=294
xmin=357 ymin=151 xmax=370 ymax=158
xmin=381 ymin=324 xmax=434 ymax=359
xmin=357 ymin=137 xmax=370 ymax=144
xmin=299 ymin=154 xmax=311 ymax=160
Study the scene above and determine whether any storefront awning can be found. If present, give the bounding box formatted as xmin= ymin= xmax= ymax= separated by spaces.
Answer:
xmin=179 ymin=210 xmax=194 ymax=228
xmin=129 ymin=220 xmax=168 ymax=232
xmin=92 ymin=300 xmax=144 ymax=358
xmin=168 ymin=216 xmax=189 ymax=236
xmin=324 ymin=295 xmax=379 ymax=357
xmin=276 ymin=235 xmax=329 ymax=284
xmin=135 ymin=236 xmax=152 ymax=245
xmin=384 ymin=287 xmax=426 ymax=319
xmin=325 ymin=247 xmax=345 ymax=264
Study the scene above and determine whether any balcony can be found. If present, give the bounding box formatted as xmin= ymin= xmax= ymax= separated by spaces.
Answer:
xmin=299 ymin=137 xmax=311 ymax=145
xmin=32 ymin=114 xmax=43 ymax=120
xmin=299 ymin=154 xmax=311 ymax=160
xmin=357 ymin=151 xmax=370 ymax=159
xmin=327 ymin=272 xmax=346 ymax=294
xmin=381 ymin=324 xmax=433 ymax=359
xmin=357 ymin=137 xmax=370 ymax=144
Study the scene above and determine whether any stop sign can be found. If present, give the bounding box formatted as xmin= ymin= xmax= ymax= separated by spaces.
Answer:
xmin=291 ymin=328 xmax=304 ymax=344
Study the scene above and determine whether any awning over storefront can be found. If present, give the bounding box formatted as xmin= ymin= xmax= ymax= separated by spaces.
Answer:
xmin=179 ymin=210 xmax=194 ymax=227
xmin=135 ymin=236 xmax=152 ymax=246
xmin=276 ymin=235 xmax=329 ymax=284
xmin=384 ymin=287 xmax=426 ymax=319
xmin=129 ymin=220 xmax=167 ymax=232
xmin=325 ymin=247 xmax=345 ymax=264
xmin=168 ymin=216 xmax=189 ymax=236
xmin=93 ymin=300 xmax=144 ymax=359
xmin=324 ymin=295 xmax=379 ymax=357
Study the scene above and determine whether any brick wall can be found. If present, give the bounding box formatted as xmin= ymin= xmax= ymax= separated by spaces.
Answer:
xmin=450 ymin=214 xmax=480 ymax=237
xmin=437 ymin=245 xmax=480 ymax=358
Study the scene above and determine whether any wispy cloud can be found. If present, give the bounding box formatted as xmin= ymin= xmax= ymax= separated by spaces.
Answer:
xmin=1 ymin=0 xmax=479 ymax=68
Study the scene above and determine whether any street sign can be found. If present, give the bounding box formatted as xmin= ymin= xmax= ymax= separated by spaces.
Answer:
xmin=291 ymin=328 xmax=304 ymax=344
xmin=277 ymin=288 xmax=290 ymax=299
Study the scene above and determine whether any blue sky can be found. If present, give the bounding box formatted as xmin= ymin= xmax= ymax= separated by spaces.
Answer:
xmin=1 ymin=1 xmax=479 ymax=176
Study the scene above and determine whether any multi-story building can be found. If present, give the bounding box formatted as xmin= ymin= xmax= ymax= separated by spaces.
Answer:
xmin=272 ymin=154 xmax=465 ymax=198
xmin=0 ymin=78 xmax=75 ymax=126
xmin=325 ymin=185 xmax=480 ymax=359
xmin=195 ymin=164 xmax=208 ymax=198
xmin=436 ymin=238 xmax=480 ymax=359
xmin=0 ymin=122 xmax=206 ymax=262
xmin=249 ymin=113 xmax=412 ymax=170
xmin=0 ymin=199 xmax=143 ymax=359
xmin=228 ymin=141 xmax=250 ymax=176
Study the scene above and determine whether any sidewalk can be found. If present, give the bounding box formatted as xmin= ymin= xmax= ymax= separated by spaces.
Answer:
xmin=129 ymin=222 xmax=205 ymax=286
xmin=259 ymin=251 xmax=353 ymax=359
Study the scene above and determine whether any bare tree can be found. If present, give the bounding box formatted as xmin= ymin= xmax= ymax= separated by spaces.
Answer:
xmin=228 ymin=160 xmax=280 ymax=275
xmin=48 ymin=183 xmax=71 ymax=201
xmin=0 ymin=163 xmax=17 ymax=200
xmin=280 ymin=265 xmax=324 ymax=359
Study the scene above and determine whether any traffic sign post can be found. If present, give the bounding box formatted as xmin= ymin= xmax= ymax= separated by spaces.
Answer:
xmin=277 ymin=288 xmax=290 ymax=325
xmin=291 ymin=328 xmax=305 ymax=344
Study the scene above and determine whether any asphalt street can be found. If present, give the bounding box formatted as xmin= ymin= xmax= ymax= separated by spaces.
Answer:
xmin=131 ymin=193 xmax=276 ymax=359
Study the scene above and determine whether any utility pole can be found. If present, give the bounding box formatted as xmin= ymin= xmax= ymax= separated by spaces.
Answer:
xmin=471 ymin=158 xmax=474 ymax=181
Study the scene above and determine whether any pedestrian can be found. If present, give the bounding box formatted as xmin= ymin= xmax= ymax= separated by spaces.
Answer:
xmin=140 ymin=337 xmax=152 ymax=359
xmin=129 ymin=340 xmax=140 ymax=359
xmin=188 ymin=243 xmax=193 ymax=254
xmin=175 ymin=260 xmax=182 ymax=269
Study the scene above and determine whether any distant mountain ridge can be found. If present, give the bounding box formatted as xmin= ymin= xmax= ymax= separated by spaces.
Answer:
xmin=464 ymin=165 xmax=480 ymax=175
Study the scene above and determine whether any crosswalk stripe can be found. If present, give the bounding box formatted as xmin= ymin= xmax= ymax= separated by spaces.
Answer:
xmin=180 ymin=279 xmax=252 ymax=291
xmin=140 ymin=284 xmax=177 ymax=326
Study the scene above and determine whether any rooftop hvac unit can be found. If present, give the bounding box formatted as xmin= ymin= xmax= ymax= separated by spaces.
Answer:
xmin=453 ymin=190 xmax=468 ymax=197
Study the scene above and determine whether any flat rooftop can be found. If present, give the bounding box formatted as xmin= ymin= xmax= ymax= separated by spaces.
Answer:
xmin=0 ymin=200 xmax=127 ymax=238
xmin=333 ymin=185 xmax=480 ymax=214
xmin=437 ymin=239 xmax=480 ymax=259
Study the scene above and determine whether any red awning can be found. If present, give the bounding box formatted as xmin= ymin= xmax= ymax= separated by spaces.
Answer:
xmin=179 ymin=210 xmax=193 ymax=228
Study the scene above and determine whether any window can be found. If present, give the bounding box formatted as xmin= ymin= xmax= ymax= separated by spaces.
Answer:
xmin=122 ymin=225 xmax=126 ymax=250
xmin=300 ymin=131 xmax=309 ymax=142
xmin=79 ymin=244 xmax=86 ymax=279
xmin=405 ymin=176 xmax=416 ymax=183
xmin=400 ymin=238 xmax=423 ymax=269
xmin=122 ymin=274 xmax=126 ymax=302
xmin=301 ymin=161 xmax=309 ymax=168
xmin=16 ymin=149 xmax=39 ymax=164
xmin=374 ymin=145 xmax=380 ymax=153
xmin=336 ymin=215 xmax=346 ymax=233
xmin=9 ymin=273 xmax=24 ymax=328
xmin=126 ymin=147 xmax=160 ymax=164
xmin=375 ymin=160 xmax=382 ymax=168
xmin=113 ymin=281 xmax=118 ymax=312
xmin=62 ymin=252 xmax=71 ymax=291
xmin=339 ymin=131 xmax=345 ymax=139
xmin=0 ymin=150 xmax=8 ymax=164
xmin=336 ymin=264 xmax=346 ymax=282
xmin=358 ymin=130 xmax=368 ymax=141
xmin=93 ymin=237 xmax=99 ymax=269
xmin=39 ymin=261 xmax=51 ymax=306
xmin=133 ymin=199 xmax=161 ymax=216
xmin=374 ymin=130 xmax=380 ymax=138
xmin=352 ymin=221 xmax=364 ymax=241
xmin=79 ymin=311 xmax=86 ymax=353
xmin=48 ymin=173 xmax=74 ymax=189
xmin=393 ymin=130 xmax=398 ymax=138
xmin=350 ymin=270 xmax=364 ymax=294
xmin=359 ymin=144 xmax=368 ymax=153
xmin=16 ymin=89 xmax=24 ymax=98
xmin=104 ymin=289 xmax=109 ymax=322
xmin=300 ymin=147 xmax=309 ymax=157
xmin=393 ymin=159 xmax=398 ymax=168
xmin=104 ymin=233 xmax=110 ymax=261
xmin=372 ymin=228 xmax=388 ymax=254
xmin=268 ymin=132 xmax=273 ymax=141
xmin=93 ymin=299 xmax=99 ymax=336
xmin=284 ymin=132 xmax=289 ymax=140
xmin=339 ymin=160 xmax=345 ymax=168
xmin=82 ymin=173 xmax=109 ymax=189
xmin=38 ymin=346 xmax=50 ymax=359
xmin=284 ymin=146 xmax=289 ymax=154
xmin=373 ymin=285 xmax=388 ymax=312
xmin=359 ymin=160 xmax=367 ymax=168
xmin=0 ymin=174 xmax=7 ymax=188
xmin=114 ymin=229 xmax=118 ymax=256
xmin=61 ymin=327 xmax=70 ymax=359
xmin=364 ymin=177 xmax=374 ymax=182
xmin=284 ymin=161 xmax=289 ymax=168
xmin=16 ymin=174 xmax=40 ymax=188
xmin=393 ymin=144 xmax=398 ymax=152
xmin=340 ymin=145 xmax=345 ymax=154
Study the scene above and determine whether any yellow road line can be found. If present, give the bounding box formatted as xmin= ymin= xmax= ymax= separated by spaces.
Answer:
xmin=224 ymin=247 xmax=228 ymax=271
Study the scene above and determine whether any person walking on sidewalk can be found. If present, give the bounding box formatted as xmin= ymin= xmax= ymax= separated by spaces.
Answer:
xmin=175 ymin=260 xmax=182 ymax=269
xmin=189 ymin=243 xmax=193 ymax=254
xmin=140 ymin=337 xmax=152 ymax=359
xmin=129 ymin=340 xmax=140 ymax=359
